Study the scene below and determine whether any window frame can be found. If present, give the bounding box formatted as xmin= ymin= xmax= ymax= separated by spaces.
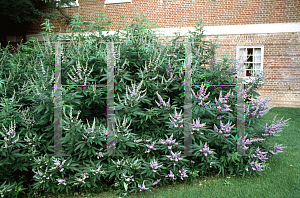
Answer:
xmin=104 ymin=0 xmax=132 ymax=4
xmin=56 ymin=0 xmax=79 ymax=8
xmin=236 ymin=45 xmax=264 ymax=84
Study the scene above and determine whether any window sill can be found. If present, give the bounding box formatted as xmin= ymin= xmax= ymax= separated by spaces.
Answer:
xmin=60 ymin=4 xmax=79 ymax=8
xmin=243 ymin=77 xmax=264 ymax=84
xmin=105 ymin=0 xmax=131 ymax=4
xmin=56 ymin=1 xmax=79 ymax=8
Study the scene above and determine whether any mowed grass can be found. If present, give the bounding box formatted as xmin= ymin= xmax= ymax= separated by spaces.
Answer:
xmin=24 ymin=107 xmax=300 ymax=198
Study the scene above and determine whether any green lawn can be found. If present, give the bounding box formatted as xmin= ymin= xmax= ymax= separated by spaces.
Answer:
xmin=23 ymin=107 xmax=300 ymax=198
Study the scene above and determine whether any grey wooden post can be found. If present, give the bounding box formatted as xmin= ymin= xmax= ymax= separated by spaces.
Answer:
xmin=183 ymin=42 xmax=195 ymax=156
xmin=106 ymin=42 xmax=123 ymax=156
xmin=46 ymin=41 xmax=70 ymax=157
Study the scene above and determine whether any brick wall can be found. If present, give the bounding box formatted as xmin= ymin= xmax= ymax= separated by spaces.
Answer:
xmin=27 ymin=0 xmax=300 ymax=34
xmin=25 ymin=0 xmax=300 ymax=108
xmin=204 ymin=33 xmax=300 ymax=108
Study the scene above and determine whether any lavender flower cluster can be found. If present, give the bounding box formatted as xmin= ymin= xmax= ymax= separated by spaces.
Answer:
xmin=252 ymin=147 xmax=268 ymax=162
xmin=145 ymin=141 xmax=157 ymax=153
xmin=169 ymin=108 xmax=183 ymax=128
xmin=0 ymin=121 xmax=19 ymax=149
xmin=199 ymin=142 xmax=213 ymax=157
xmin=155 ymin=92 xmax=171 ymax=110
xmin=178 ymin=168 xmax=188 ymax=180
xmin=246 ymin=97 xmax=273 ymax=119
xmin=74 ymin=173 xmax=89 ymax=185
xmin=214 ymin=91 xmax=232 ymax=112
xmin=191 ymin=118 xmax=206 ymax=134
xmin=150 ymin=159 xmax=163 ymax=172
xmin=159 ymin=134 xmax=178 ymax=150
xmin=166 ymin=151 xmax=183 ymax=162
xmin=152 ymin=178 xmax=161 ymax=186
xmin=248 ymin=69 xmax=267 ymax=86
xmin=57 ymin=179 xmax=67 ymax=186
xmin=268 ymin=143 xmax=286 ymax=156
xmin=117 ymin=80 xmax=147 ymax=107
xmin=165 ymin=170 xmax=176 ymax=180
xmin=18 ymin=107 xmax=35 ymax=126
xmin=165 ymin=61 xmax=178 ymax=80
xmin=262 ymin=115 xmax=291 ymax=137
xmin=214 ymin=120 xmax=235 ymax=137
xmin=96 ymin=148 xmax=105 ymax=159
xmin=50 ymin=157 xmax=70 ymax=172
xmin=165 ymin=168 xmax=188 ymax=180
xmin=237 ymin=134 xmax=266 ymax=150
xmin=138 ymin=181 xmax=149 ymax=191
xmin=246 ymin=161 xmax=265 ymax=172
xmin=237 ymin=85 xmax=252 ymax=98
xmin=191 ymin=84 xmax=210 ymax=107
xmin=125 ymin=175 xmax=134 ymax=182
xmin=67 ymin=59 xmax=94 ymax=85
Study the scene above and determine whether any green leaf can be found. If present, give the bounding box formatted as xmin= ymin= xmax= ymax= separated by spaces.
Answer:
xmin=133 ymin=111 xmax=145 ymax=116
xmin=141 ymin=170 xmax=148 ymax=174
xmin=124 ymin=182 xmax=128 ymax=191
xmin=92 ymin=182 xmax=98 ymax=187
xmin=32 ymin=105 xmax=44 ymax=114
xmin=10 ymin=155 xmax=15 ymax=160
xmin=74 ymin=143 xmax=83 ymax=152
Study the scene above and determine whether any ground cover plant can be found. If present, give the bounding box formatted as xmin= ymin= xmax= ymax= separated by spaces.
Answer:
xmin=0 ymin=12 xmax=291 ymax=197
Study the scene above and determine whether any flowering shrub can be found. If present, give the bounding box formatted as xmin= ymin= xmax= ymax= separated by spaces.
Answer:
xmin=0 ymin=11 xmax=291 ymax=197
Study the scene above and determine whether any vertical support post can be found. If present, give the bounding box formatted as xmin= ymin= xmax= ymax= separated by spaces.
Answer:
xmin=47 ymin=41 xmax=70 ymax=157
xmin=236 ymin=62 xmax=246 ymax=156
xmin=183 ymin=42 xmax=195 ymax=156
xmin=229 ymin=62 xmax=250 ymax=157
xmin=106 ymin=42 xmax=123 ymax=157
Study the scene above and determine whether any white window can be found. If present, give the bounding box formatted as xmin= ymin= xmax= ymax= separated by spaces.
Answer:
xmin=236 ymin=45 xmax=264 ymax=82
xmin=105 ymin=0 xmax=131 ymax=4
xmin=56 ymin=0 xmax=79 ymax=8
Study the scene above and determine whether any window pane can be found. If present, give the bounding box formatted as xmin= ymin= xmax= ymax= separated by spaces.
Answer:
xmin=245 ymin=63 xmax=253 ymax=70
xmin=247 ymin=48 xmax=253 ymax=63
xmin=254 ymin=48 xmax=261 ymax=63
xmin=254 ymin=63 xmax=261 ymax=70
xmin=246 ymin=69 xmax=252 ymax=77
xmin=254 ymin=63 xmax=261 ymax=75
xmin=239 ymin=48 xmax=247 ymax=63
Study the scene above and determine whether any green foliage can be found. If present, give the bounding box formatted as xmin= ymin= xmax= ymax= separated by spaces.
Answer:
xmin=0 ymin=0 xmax=76 ymax=49
xmin=0 ymin=11 xmax=289 ymax=197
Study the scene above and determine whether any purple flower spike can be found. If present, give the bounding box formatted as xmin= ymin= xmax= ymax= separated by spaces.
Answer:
xmin=150 ymin=159 xmax=163 ymax=172
xmin=166 ymin=170 xmax=176 ymax=180
xmin=263 ymin=115 xmax=291 ymax=137
xmin=145 ymin=142 xmax=157 ymax=153
xmin=57 ymin=179 xmax=66 ymax=186
xmin=191 ymin=84 xmax=210 ymax=106
xmin=169 ymin=108 xmax=183 ymax=128
xmin=153 ymin=179 xmax=161 ymax=186
xmin=199 ymin=142 xmax=213 ymax=157
xmin=155 ymin=92 xmax=171 ymax=110
xmin=179 ymin=168 xmax=188 ymax=180
xmin=191 ymin=118 xmax=206 ymax=132
xmin=138 ymin=181 xmax=149 ymax=191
